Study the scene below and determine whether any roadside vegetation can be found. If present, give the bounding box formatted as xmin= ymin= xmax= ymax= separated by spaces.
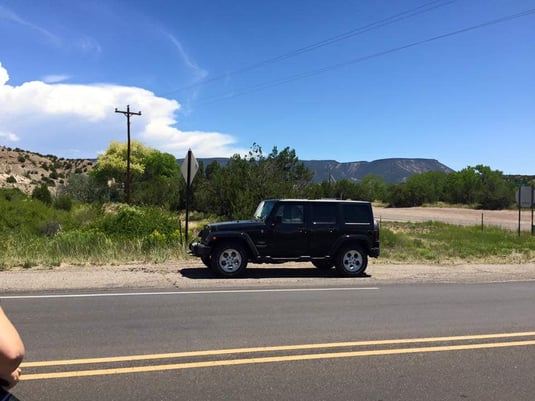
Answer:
xmin=0 ymin=141 xmax=534 ymax=270
xmin=380 ymin=222 xmax=535 ymax=264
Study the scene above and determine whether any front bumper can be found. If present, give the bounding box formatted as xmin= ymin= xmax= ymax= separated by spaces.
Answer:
xmin=189 ymin=241 xmax=212 ymax=258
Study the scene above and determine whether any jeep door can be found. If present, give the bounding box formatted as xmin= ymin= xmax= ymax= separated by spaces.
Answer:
xmin=308 ymin=202 xmax=339 ymax=256
xmin=264 ymin=203 xmax=308 ymax=257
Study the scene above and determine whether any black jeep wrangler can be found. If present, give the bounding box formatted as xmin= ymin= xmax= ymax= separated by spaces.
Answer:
xmin=189 ymin=199 xmax=380 ymax=277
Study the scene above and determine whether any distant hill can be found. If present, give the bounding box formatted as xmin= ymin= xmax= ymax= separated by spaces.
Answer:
xmin=302 ymin=158 xmax=455 ymax=184
xmin=189 ymin=157 xmax=455 ymax=184
xmin=0 ymin=145 xmax=454 ymax=195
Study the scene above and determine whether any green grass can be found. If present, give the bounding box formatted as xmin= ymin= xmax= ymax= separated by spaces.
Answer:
xmin=379 ymin=221 xmax=535 ymax=264
xmin=0 ymin=187 xmax=534 ymax=269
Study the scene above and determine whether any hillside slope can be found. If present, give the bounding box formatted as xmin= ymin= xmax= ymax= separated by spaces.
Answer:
xmin=0 ymin=146 xmax=93 ymax=194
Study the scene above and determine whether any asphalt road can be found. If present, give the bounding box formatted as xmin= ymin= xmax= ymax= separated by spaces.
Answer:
xmin=3 ymin=280 xmax=535 ymax=401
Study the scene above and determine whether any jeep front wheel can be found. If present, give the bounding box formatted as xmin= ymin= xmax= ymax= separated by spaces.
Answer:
xmin=211 ymin=243 xmax=248 ymax=277
xmin=335 ymin=246 xmax=368 ymax=276
xmin=201 ymin=256 xmax=211 ymax=268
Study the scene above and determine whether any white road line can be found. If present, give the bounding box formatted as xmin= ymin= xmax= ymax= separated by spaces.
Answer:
xmin=0 ymin=287 xmax=379 ymax=300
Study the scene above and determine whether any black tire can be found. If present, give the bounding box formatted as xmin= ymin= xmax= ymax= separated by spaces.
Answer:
xmin=312 ymin=260 xmax=334 ymax=270
xmin=335 ymin=245 xmax=368 ymax=276
xmin=210 ymin=242 xmax=248 ymax=277
xmin=201 ymin=256 xmax=211 ymax=268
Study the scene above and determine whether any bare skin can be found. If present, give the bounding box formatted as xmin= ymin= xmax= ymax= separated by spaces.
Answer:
xmin=0 ymin=306 xmax=24 ymax=390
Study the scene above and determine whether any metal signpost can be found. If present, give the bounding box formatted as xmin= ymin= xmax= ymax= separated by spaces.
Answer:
xmin=515 ymin=185 xmax=535 ymax=235
xmin=181 ymin=149 xmax=199 ymax=244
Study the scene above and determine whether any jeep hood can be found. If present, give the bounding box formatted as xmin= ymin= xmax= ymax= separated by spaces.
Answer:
xmin=208 ymin=219 xmax=264 ymax=231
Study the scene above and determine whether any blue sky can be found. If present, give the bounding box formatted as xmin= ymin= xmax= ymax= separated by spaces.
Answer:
xmin=0 ymin=0 xmax=534 ymax=174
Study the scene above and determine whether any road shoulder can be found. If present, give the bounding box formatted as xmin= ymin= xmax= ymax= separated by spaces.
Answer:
xmin=1 ymin=261 xmax=534 ymax=292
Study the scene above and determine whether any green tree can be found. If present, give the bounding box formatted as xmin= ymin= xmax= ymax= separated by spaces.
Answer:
xmin=90 ymin=141 xmax=181 ymax=208
xmin=444 ymin=166 xmax=481 ymax=205
xmin=402 ymin=171 xmax=448 ymax=206
xmin=386 ymin=184 xmax=412 ymax=207
xmin=360 ymin=175 xmax=387 ymax=202
xmin=132 ymin=151 xmax=181 ymax=208
xmin=444 ymin=165 xmax=513 ymax=209
xmin=192 ymin=144 xmax=313 ymax=219
xmin=32 ymin=183 xmax=52 ymax=205
xmin=61 ymin=174 xmax=100 ymax=203
xmin=90 ymin=140 xmax=149 ymax=183
xmin=471 ymin=165 xmax=514 ymax=209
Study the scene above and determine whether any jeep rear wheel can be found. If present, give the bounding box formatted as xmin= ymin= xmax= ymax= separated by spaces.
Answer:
xmin=211 ymin=243 xmax=248 ymax=277
xmin=335 ymin=246 xmax=368 ymax=276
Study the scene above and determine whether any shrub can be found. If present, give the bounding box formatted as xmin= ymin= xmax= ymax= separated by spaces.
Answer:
xmin=54 ymin=195 xmax=73 ymax=212
xmin=99 ymin=205 xmax=179 ymax=238
xmin=40 ymin=220 xmax=62 ymax=237
xmin=32 ymin=184 xmax=52 ymax=204
xmin=0 ymin=188 xmax=26 ymax=202
xmin=51 ymin=229 xmax=111 ymax=257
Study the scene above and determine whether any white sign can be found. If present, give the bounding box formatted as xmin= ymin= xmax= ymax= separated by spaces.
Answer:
xmin=181 ymin=149 xmax=199 ymax=186
xmin=515 ymin=186 xmax=534 ymax=208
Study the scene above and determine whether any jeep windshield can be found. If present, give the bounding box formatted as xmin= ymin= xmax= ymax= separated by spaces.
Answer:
xmin=253 ymin=200 xmax=276 ymax=220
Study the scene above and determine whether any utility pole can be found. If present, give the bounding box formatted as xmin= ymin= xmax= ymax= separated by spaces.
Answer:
xmin=115 ymin=105 xmax=141 ymax=204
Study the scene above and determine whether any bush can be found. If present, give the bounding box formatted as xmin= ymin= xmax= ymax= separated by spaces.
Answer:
xmin=54 ymin=195 xmax=73 ymax=211
xmin=32 ymin=184 xmax=52 ymax=204
xmin=0 ymin=188 xmax=25 ymax=202
xmin=99 ymin=205 xmax=180 ymax=238
xmin=51 ymin=229 xmax=111 ymax=257
xmin=40 ymin=220 xmax=62 ymax=237
xmin=0 ymin=193 xmax=55 ymax=235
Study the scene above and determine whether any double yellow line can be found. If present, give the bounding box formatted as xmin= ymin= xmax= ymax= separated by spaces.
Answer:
xmin=21 ymin=331 xmax=535 ymax=381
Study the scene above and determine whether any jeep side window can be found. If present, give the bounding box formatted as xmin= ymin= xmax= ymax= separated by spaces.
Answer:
xmin=254 ymin=200 xmax=276 ymax=220
xmin=311 ymin=204 xmax=337 ymax=224
xmin=274 ymin=204 xmax=304 ymax=224
xmin=343 ymin=204 xmax=370 ymax=224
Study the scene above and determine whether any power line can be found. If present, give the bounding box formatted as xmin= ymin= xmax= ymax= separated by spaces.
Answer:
xmin=198 ymin=8 xmax=535 ymax=105
xmin=161 ymin=0 xmax=456 ymax=96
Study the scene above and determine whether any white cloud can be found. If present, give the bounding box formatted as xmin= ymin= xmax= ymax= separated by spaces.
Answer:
xmin=0 ymin=65 xmax=8 ymax=86
xmin=0 ymin=130 xmax=20 ymax=142
xmin=42 ymin=74 xmax=70 ymax=84
xmin=0 ymin=62 xmax=246 ymax=159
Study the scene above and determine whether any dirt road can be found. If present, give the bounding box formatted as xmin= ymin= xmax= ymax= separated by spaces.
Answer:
xmin=374 ymin=206 xmax=534 ymax=232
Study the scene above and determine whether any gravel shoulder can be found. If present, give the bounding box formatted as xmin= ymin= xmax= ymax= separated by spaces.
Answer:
xmin=1 ymin=260 xmax=534 ymax=293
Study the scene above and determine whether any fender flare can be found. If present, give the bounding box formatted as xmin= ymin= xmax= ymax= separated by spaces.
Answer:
xmin=208 ymin=231 xmax=260 ymax=258
xmin=330 ymin=234 xmax=371 ymax=256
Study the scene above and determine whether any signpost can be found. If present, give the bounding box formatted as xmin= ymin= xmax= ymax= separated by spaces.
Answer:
xmin=181 ymin=149 xmax=199 ymax=244
xmin=515 ymin=185 xmax=534 ymax=235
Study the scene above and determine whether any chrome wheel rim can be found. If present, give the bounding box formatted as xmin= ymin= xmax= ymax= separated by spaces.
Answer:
xmin=218 ymin=248 xmax=242 ymax=273
xmin=342 ymin=250 xmax=363 ymax=272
